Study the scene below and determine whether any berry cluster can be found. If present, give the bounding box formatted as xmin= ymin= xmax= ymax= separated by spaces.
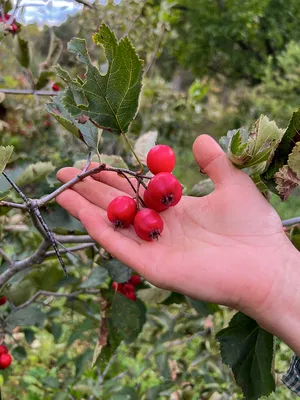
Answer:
xmin=112 ymin=275 xmax=141 ymax=301
xmin=0 ymin=14 xmax=18 ymax=35
xmin=107 ymin=145 xmax=182 ymax=241
xmin=52 ymin=83 xmax=60 ymax=92
xmin=0 ymin=296 xmax=6 ymax=306
xmin=0 ymin=345 xmax=12 ymax=370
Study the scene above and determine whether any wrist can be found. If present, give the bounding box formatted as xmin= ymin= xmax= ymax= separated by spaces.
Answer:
xmin=248 ymin=243 xmax=300 ymax=355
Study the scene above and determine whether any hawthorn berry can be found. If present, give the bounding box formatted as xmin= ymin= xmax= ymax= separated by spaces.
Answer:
xmin=147 ymin=145 xmax=176 ymax=175
xmin=0 ymin=296 xmax=7 ymax=306
xmin=112 ymin=282 xmax=118 ymax=291
xmin=125 ymin=292 xmax=136 ymax=302
xmin=129 ymin=275 xmax=141 ymax=286
xmin=0 ymin=345 xmax=8 ymax=355
xmin=0 ymin=353 xmax=12 ymax=369
xmin=123 ymin=283 xmax=135 ymax=294
xmin=107 ymin=196 xmax=137 ymax=228
xmin=147 ymin=172 xmax=182 ymax=207
xmin=144 ymin=190 xmax=169 ymax=212
xmin=52 ymin=83 xmax=60 ymax=92
xmin=134 ymin=209 xmax=164 ymax=241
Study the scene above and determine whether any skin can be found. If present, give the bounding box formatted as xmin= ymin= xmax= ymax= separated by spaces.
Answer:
xmin=56 ymin=134 xmax=300 ymax=355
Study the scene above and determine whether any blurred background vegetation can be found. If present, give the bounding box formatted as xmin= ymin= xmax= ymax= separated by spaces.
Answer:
xmin=0 ymin=0 xmax=300 ymax=398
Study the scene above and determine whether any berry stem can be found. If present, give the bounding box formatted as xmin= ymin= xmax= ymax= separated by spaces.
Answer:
xmin=121 ymin=131 xmax=144 ymax=174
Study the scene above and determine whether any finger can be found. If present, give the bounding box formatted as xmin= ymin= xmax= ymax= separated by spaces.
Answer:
xmin=87 ymin=162 xmax=145 ymax=196
xmin=57 ymin=167 xmax=129 ymax=210
xmin=192 ymin=134 xmax=239 ymax=185
xmin=56 ymin=189 xmax=94 ymax=219
xmin=78 ymin=206 xmax=148 ymax=268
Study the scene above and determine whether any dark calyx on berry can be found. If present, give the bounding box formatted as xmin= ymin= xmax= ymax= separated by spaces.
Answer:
xmin=149 ymin=229 xmax=161 ymax=241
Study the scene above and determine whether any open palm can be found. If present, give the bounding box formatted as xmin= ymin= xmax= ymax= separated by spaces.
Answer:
xmin=56 ymin=135 xmax=292 ymax=319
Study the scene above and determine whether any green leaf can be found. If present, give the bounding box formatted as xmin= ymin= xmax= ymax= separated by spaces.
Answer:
xmin=186 ymin=297 xmax=220 ymax=316
xmin=104 ymin=259 xmax=131 ymax=283
xmin=216 ymin=312 xmax=275 ymax=400
xmin=6 ymin=305 xmax=45 ymax=329
xmin=15 ymin=162 xmax=55 ymax=187
xmin=11 ymin=346 xmax=27 ymax=360
xmin=291 ymin=226 xmax=300 ymax=251
xmin=0 ymin=24 xmax=4 ymax=44
xmin=41 ymin=376 xmax=59 ymax=389
xmin=221 ymin=116 xmax=284 ymax=173
xmin=137 ymin=287 xmax=171 ymax=304
xmin=111 ymin=387 xmax=139 ymax=400
xmin=62 ymin=23 xmax=143 ymax=134
xmin=132 ymin=130 xmax=158 ymax=166
xmin=0 ymin=190 xmax=10 ymax=201
xmin=16 ymin=36 xmax=30 ymax=68
xmin=96 ymin=294 xmax=146 ymax=370
xmin=0 ymin=146 xmax=14 ymax=174
xmin=46 ymin=92 xmax=99 ymax=150
xmin=80 ymin=267 xmax=108 ymax=289
xmin=35 ymin=71 xmax=55 ymax=90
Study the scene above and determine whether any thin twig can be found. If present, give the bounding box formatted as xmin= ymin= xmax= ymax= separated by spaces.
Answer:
xmin=144 ymin=24 xmax=166 ymax=76
xmin=282 ymin=217 xmax=300 ymax=227
xmin=74 ymin=0 xmax=93 ymax=8
xmin=12 ymin=289 xmax=99 ymax=312
xmin=0 ymin=201 xmax=27 ymax=210
xmin=2 ymin=172 xmax=27 ymax=202
xmin=0 ymin=240 xmax=51 ymax=288
xmin=45 ymin=243 xmax=94 ymax=258
xmin=0 ymin=89 xmax=58 ymax=96
xmin=82 ymin=152 xmax=92 ymax=173
xmin=55 ymin=234 xmax=94 ymax=244
xmin=38 ymin=164 xmax=150 ymax=207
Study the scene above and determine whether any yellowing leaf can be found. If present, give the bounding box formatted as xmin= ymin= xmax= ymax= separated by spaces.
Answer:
xmin=288 ymin=142 xmax=300 ymax=179
xmin=0 ymin=145 xmax=14 ymax=174
xmin=132 ymin=130 xmax=158 ymax=166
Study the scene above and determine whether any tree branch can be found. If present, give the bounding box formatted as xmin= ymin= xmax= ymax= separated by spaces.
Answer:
xmin=12 ymin=289 xmax=99 ymax=312
xmin=0 ymin=249 xmax=12 ymax=265
xmin=0 ymin=201 xmax=27 ymax=210
xmin=282 ymin=217 xmax=300 ymax=227
xmin=0 ymin=89 xmax=58 ymax=96
xmin=45 ymin=243 xmax=94 ymax=258
xmin=55 ymin=235 xmax=94 ymax=244
xmin=0 ymin=240 xmax=51 ymax=288
xmin=74 ymin=0 xmax=93 ymax=9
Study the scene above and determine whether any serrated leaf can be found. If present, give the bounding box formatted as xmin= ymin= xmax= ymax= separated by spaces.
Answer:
xmin=189 ymin=178 xmax=214 ymax=197
xmin=288 ymin=142 xmax=300 ymax=179
xmin=35 ymin=71 xmax=55 ymax=90
xmin=46 ymin=92 xmax=99 ymax=149
xmin=132 ymin=130 xmax=158 ymax=166
xmin=16 ymin=36 xmax=30 ymax=68
xmin=79 ymin=267 xmax=108 ymax=289
xmin=216 ymin=312 xmax=275 ymax=400
xmin=186 ymin=297 xmax=219 ymax=316
xmin=222 ymin=116 xmax=284 ymax=173
xmin=137 ymin=287 xmax=171 ymax=304
xmin=6 ymin=305 xmax=45 ymax=329
xmin=104 ymin=259 xmax=131 ymax=283
xmin=264 ymin=109 xmax=300 ymax=181
xmin=274 ymin=165 xmax=300 ymax=200
xmin=61 ymin=23 xmax=143 ymax=134
xmin=0 ymin=145 xmax=13 ymax=174
xmin=15 ymin=162 xmax=55 ymax=187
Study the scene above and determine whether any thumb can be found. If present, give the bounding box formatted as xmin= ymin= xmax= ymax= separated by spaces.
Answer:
xmin=192 ymin=134 xmax=238 ymax=186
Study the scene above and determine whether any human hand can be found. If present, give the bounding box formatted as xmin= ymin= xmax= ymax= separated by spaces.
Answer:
xmin=56 ymin=135 xmax=300 ymax=351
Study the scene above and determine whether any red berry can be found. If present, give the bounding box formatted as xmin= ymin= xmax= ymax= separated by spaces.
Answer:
xmin=52 ymin=84 xmax=60 ymax=92
xmin=147 ymin=145 xmax=176 ymax=175
xmin=117 ymin=283 xmax=125 ymax=292
xmin=129 ymin=275 xmax=141 ymax=286
xmin=125 ymin=292 xmax=136 ymax=302
xmin=0 ymin=353 xmax=12 ymax=369
xmin=0 ymin=296 xmax=7 ymax=306
xmin=107 ymin=196 xmax=137 ymax=229
xmin=134 ymin=209 xmax=164 ymax=241
xmin=147 ymin=172 xmax=182 ymax=207
xmin=144 ymin=190 xmax=169 ymax=212
xmin=123 ymin=283 xmax=135 ymax=294
xmin=0 ymin=345 xmax=8 ymax=355
xmin=112 ymin=282 xmax=118 ymax=291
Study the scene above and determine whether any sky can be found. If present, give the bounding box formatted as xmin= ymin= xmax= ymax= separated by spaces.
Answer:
xmin=14 ymin=0 xmax=121 ymax=26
